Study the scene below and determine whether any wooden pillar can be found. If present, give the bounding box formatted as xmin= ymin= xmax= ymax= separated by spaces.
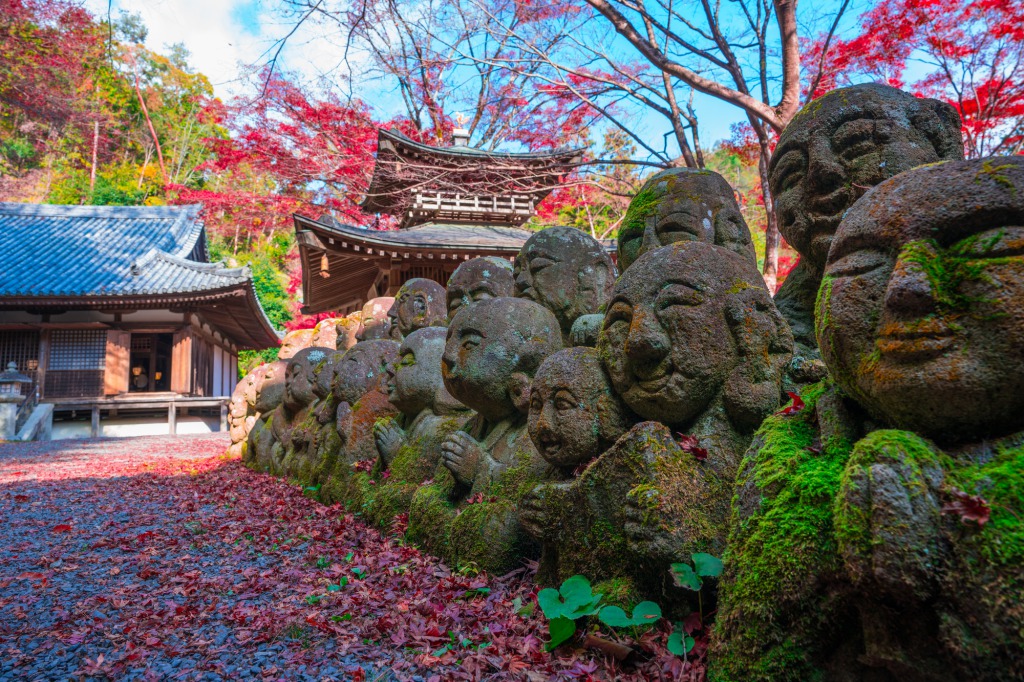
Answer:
xmin=219 ymin=402 xmax=228 ymax=432
xmin=90 ymin=405 xmax=100 ymax=438
xmin=168 ymin=401 xmax=176 ymax=435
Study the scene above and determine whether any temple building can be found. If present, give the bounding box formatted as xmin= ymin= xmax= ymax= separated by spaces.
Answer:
xmin=295 ymin=127 xmax=582 ymax=315
xmin=0 ymin=203 xmax=279 ymax=438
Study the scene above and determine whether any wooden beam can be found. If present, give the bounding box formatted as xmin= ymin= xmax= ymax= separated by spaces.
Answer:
xmin=168 ymin=402 xmax=176 ymax=435
xmin=91 ymin=405 xmax=100 ymax=438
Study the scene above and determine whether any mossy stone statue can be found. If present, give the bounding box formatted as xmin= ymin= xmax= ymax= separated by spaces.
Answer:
xmin=445 ymin=256 xmax=515 ymax=319
xmin=617 ymin=167 xmax=757 ymax=272
xmin=386 ymin=278 xmax=447 ymax=341
xmin=513 ymin=227 xmax=615 ymax=344
xmin=712 ymin=157 xmax=1024 ymax=682
xmin=407 ymin=297 xmax=563 ymax=573
xmin=363 ymin=327 xmax=470 ymax=529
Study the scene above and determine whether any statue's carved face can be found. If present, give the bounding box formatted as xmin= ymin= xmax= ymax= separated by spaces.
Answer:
xmin=618 ymin=168 xmax=756 ymax=271
xmin=528 ymin=347 xmax=630 ymax=470
xmin=599 ymin=243 xmax=771 ymax=427
xmin=442 ymin=297 xmax=562 ymax=422
xmin=254 ymin=361 xmax=287 ymax=413
xmin=770 ymin=84 xmax=963 ymax=271
xmin=514 ymin=227 xmax=614 ymax=338
xmin=356 ymin=297 xmax=395 ymax=341
xmin=313 ymin=350 xmax=346 ymax=399
xmin=331 ymin=340 xmax=400 ymax=405
xmin=284 ymin=348 xmax=325 ymax=411
xmin=818 ymin=157 xmax=1024 ymax=440
xmin=446 ymin=257 xmax=515 ymax=318
xmin=387 ymin=278 xmax=447 ymax=340
xmin=278 ymin=329 xmax=314 ymax=360
xmin=387 ymin=327 xmax=451 ymax=416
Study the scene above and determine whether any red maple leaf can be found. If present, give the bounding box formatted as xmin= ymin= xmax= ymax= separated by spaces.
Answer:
xmin=52 ymin=524 xmax=72 ymax=532
xmin=942 ymin=488 xmax=991 ymax=526
xmin=675 ymin=434 xmax=709 ymax=461
xmin=778 ymin=392 xmax=805 ymax=416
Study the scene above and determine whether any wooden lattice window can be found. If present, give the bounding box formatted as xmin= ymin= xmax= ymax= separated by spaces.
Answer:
xmin=131 ymin=335 xmax=153 ymax=353
xmin=45 ymin=330 xmax=106 ymax=398
xmin=49 ymin=330 xmax=107 ymax=370
xmin=0 ymin=330 xmax=40 ymax=372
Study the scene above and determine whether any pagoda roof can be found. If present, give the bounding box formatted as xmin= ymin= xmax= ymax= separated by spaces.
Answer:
xmin=361 ymin=129 xmax=583 ymax=221
xmin=294 ymin=213 xmax=533 ymax=314
xmin=0 ymin=203 xmax=280 ymax=349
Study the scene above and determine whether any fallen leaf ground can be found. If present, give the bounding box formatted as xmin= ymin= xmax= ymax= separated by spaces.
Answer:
xmin=0 ymin=434 xmax=702 ymax=681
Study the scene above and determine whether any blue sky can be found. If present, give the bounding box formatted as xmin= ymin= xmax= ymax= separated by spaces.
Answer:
xmin=85 ymin=0 xmax=869 ymax=153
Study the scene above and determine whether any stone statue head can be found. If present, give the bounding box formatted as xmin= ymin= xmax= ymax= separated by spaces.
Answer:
xmin=514 ymin=227 xmax=615 ymax=341
xmin=331 ymin=339 xmax=400 ymax=405
xmin=387 ymin=278 xmax=447 ymax=340
xmin=312 ymin=350 xmax=347 ymax=400
xmin=770 ymin=83 xmax=964 ymax=272
xmin=356 ymin=297 xmax=396 ymax=341
xmin=284 ymin=347 xmax=329 ymax=412
xmin=278 ymin=328 xmax=315 ymax=360
xmin=386 ymin=327 xmax=464 ymax=417
xmin=817 ymin=156 xmax=1024 ymax=442
xmin=242 ymin=362 xmax=272 ymax=408
xmin=253 ymin=360 xmax=288 ymax=414
xmin=312 ymin=316 xmax=360 ymax=351
xmin=618 ymin=168 xmax=757 ymax=272
xmin=599 ymin=242 xmax=793 ymax=431
xmin=446 ymin=257 xmax=516 ymax=319
xmin=442 ymin=297 xmax=563 ymax=422
xmin=528 ymin=347 xmax=634 ymax=472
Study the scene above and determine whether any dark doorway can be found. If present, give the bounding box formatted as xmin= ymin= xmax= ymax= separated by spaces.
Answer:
xmin=128 ymin=333 xmax=173 ymax=392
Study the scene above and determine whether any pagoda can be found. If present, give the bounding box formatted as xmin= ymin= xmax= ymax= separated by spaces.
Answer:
xmin=294 ymin=127 xmax=581 ymax=315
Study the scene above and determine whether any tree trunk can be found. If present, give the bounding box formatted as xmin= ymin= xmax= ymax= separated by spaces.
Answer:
xmin=759 ymin=147 xmax=779 ymax=292
xmin=89 ymin=119 xmax=99 ymax=195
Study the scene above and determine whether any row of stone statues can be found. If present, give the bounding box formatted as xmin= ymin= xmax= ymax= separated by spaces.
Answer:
xmin=230 ymin=83 xmax=1022 ymax=681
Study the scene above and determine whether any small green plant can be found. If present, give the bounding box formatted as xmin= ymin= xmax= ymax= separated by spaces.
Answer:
xmin=667 ymin=552 xmax=724 ymax=658
xmin=537 ymin=575 xmax=605 ymax=651
xmin=351 ymin=567 xmax=365 ymax=579
xmin=315 ymin=556 xmax=330 ymax=569
xmin=597 ymin=601 xmax=662 ymax=628
xmin=329 ymin=613 xmax=353 ymax=622
xmin=326 ymin=576 xmax=349 ymax=592
xmin=304 ymin=595 xmax=322 ymax=606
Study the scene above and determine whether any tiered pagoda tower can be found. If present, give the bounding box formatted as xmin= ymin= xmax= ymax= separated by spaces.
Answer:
xmin=294 ymin=128 xmax=581 ymax=315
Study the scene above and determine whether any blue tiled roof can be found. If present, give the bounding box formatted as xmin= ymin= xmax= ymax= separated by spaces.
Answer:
xmin=0 ymin=203 xmax=245 ymax=297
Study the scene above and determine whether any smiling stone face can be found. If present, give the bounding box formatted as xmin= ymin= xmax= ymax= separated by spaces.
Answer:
xmin=618 ymin=168 xmax=756 ymax=272
xmin=442 ymin=297 xmax=563 ymax=422
xmin=312 ymin=317 xmax=360 ymax=351
xmin=387 ymin=278 xmax=447 ymax=340
xmin=771 ymin=83 xmax=963 ymax=272
xmin=386 ymin=327 xmax=459 ymax=416
xmin=253 ymin=360 xmax=287 ymax=413
xmin=331 ymin=340 xmax=400 ymax=405
xmin=817 ymin=157 xmax=1024 ymax=441
xmin=513 ymin=227 xmax=615 ymax=341
xmin=446 ymin=257 xmax=515 ymax=319
xmin=598 ymin=242 xmax=791 ymax=429
xmin=284 ymin=347 xmax=327 ymax=412
xmin=528 ymin=347 xmax=633 ymax=471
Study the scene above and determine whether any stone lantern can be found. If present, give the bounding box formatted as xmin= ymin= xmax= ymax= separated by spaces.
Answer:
xmin=0 ymin=361 xmax=32 ymax=440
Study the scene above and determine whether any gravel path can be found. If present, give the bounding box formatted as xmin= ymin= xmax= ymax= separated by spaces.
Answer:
xmin=0 ymin=435 xmax=693 ymax=682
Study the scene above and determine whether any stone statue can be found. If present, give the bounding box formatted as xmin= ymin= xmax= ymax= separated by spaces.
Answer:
xmin=445 ymin=256 xmax=515 ymax=319
xmin=311 ymin=316 xmax=360 ymax=351
xmin=227 ymin=386 xmax=251 ymax=458
xmin=314 ymin=339 xmax=400 ymax=506
xmin=244 ymin=360 xmax=287 ymax=472
xmin=363 ymin=327 xmax=470 ymax=529
xmin=513 ymin=227 xmax=615 ymax=344
xmin=386 ymin=278 xmax=447 ymax=340
xmin=712 ymin=157 xmax=1024 ymax=681
xmin=278 ymin=328 xmax=315 ymax=360
xmin=266 ymin=347 xmax=329 ymax=475
xmin=355 ymin=297 xmax=396 ymax=341
xmin=769 ymin=83 xmax=964 ymax=360
xmin=570 ymin=242 xmax=791 ymax=598
xmin=407 ymin=297 xmax=563 ymax=572
xmin=284 ymin=348 xmax=347 ymax=481
xmin=518 ymin=347 xmax=636 ymax=583
xmin=617 ymin=167 xmax=757 ymax=272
